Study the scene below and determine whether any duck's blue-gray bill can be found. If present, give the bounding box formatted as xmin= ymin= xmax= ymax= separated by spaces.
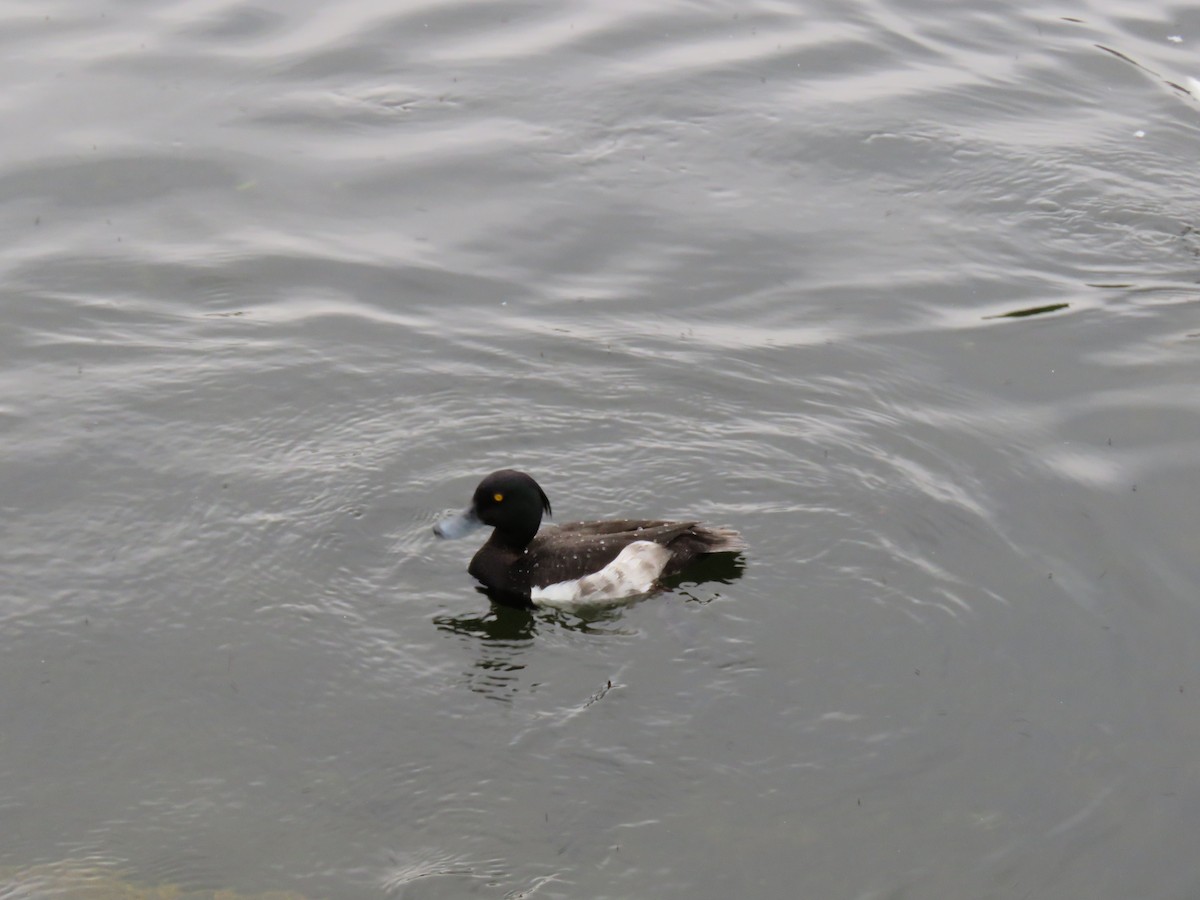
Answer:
xmin=433 ymin=508 xmax=483 ymax=539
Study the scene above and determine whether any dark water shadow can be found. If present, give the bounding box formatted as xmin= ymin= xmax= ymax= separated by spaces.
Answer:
xmin=432 ymin=592 xmax=639 ymax=637
xmin=433 ymin=601 xmax=541 ymax=643
xmin=433 ymin=554 xmax=745 ymax=699
xmin=432 ymin=604 xmax=539 ymax=702
xmin=433 ymin=600 xmax=637 ymax=701
xmin=983 ymin=302 xmax=1070 ymax=320
xmin=661 ymin=552 xmax=747 ymax=596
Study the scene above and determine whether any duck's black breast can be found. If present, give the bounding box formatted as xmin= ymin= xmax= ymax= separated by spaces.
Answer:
xmin=466 ymin=541 xmax=526 ymax=599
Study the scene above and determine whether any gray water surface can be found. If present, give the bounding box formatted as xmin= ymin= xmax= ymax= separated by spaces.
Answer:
xmin=2 ymin=1 xmax=1199 ymax=898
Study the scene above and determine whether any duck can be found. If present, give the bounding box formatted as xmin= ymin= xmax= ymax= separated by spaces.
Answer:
xmin=433 ymin=469 xmax=746 ymax=607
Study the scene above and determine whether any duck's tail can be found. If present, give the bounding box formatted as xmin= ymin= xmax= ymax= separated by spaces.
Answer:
xmin=691 ymin=524 xmax=747 ymax=554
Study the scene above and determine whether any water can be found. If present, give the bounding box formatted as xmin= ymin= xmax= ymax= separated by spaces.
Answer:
xmin=2 ymin=0 xmax=1199 ymax=897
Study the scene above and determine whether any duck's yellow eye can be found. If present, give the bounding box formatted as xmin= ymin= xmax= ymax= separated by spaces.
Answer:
xmin=493 ymin=492 xmax=504 ymax=502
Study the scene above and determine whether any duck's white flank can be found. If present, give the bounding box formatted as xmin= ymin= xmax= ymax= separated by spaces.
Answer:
xmin=531 ymin=540 xmax=672 ymax=608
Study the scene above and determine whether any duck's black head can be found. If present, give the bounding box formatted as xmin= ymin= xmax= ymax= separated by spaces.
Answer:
xmin=434 ymin=469 xmax=552 ymax=547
